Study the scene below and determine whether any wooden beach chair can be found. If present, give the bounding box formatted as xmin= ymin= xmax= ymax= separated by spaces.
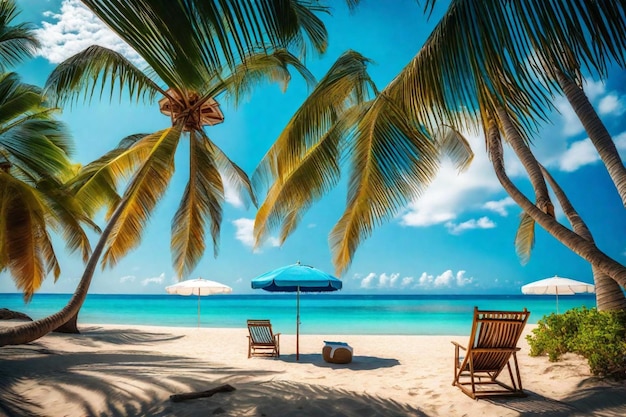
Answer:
xmin=452 ymin=307 xmax=530 ymax=399
xmin=247 ymin=319 xmax=280 ymax=358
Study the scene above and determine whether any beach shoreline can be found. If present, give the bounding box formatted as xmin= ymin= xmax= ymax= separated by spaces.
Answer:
xmin=1 ymin=323 xmax=625 ymax=416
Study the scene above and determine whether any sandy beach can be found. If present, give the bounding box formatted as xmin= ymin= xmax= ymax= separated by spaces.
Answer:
xmin=1 ymin=323 xmax=625 ymax=417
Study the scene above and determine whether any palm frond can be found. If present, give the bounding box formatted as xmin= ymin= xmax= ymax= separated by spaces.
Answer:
xmin=44 ymin=45 xmax=164 ymax=107
xmin=171 ymin=130 xmax=223 ymax=277
xmin=102 ymin=125 xmax=183 ymax=269
xmin=70 ymin=133 xmax=155 ymax=216
xmin=434 ymin=125 xmax=474 ymax=172
xmin=515 ymin=212 xmax=536 ymax=265
xmin=0 ymin=72 xmax=43 ymax=123
xmin=254 ymin=105 xmax=355 ymax=247
xmin=253 ymin=50 xmax=375 ymax=193
xmin=0 ymin=0 xmax=40 ymax=68
xmin=0 ymin=173 xmax=55 ymax=300
xmin=217 ymin=49 xmax=316 ymax=107
xmin=330 ymin=96 xmax=439 ymax=275
xmin=37 ymin=177 xmax=99 ymax=263
xmin=80 ymin=0 xmax=328 ymax=89
xmin=288 ymin=1 xmax=329 ymax=58
xmin=1 ymin=119 xmax=74 ymax=179
xmin=509 ymin=1 xmax=626 ymax=80
xmin=203 ymin=133 xmax=256 ymax=208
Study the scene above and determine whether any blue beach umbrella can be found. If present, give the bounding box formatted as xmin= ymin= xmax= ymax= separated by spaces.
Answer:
xmin=251 ymin=261 xmax=342 ymax=360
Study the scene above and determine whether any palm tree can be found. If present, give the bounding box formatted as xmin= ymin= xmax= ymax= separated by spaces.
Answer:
xmin=0 ymin=0 xmax=328 ymax=346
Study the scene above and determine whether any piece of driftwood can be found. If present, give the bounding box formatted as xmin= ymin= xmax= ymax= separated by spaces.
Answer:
xmin=170 ymin=384 xmax=236 ymax=402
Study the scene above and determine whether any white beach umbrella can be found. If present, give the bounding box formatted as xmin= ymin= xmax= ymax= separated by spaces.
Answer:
xmin=521 ymin=275 xmax=594 ymax=313
xmin=166 ymin=278 xmax=232 ymax=327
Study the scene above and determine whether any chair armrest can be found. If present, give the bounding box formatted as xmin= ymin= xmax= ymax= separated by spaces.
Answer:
xmin=451 ymin=341 xmax=466 ymax=351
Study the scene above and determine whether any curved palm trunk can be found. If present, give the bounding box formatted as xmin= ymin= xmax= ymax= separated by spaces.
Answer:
xmin=496 ymin=107 xmax=554 ymax=216
xmin=485 ymin=119 xmax=626 ymax=287
xmin=556 ymin=70 xmax=626 ymax=207
xmin=0 ymin=198 xmax=128 ymax=347
xmin=540 ymin=166 xmax=626 ymax=311
xmin=53 ymin=313 xmax=79 ymax=333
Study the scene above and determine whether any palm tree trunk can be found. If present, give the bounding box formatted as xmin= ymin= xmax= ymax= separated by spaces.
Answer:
xmin=485 ymin=118 xmax=626 ymax=287
xmin=53 ymin=313 xmax=79 ymax=333
xmin=540 ymin=165 xmax=626 ymax=311
xmin=556 ymin=69 xmax=626 ymax=207
xmin=496 ymin=107 xmax=554 ymax=216
xmin=0 ymin=197 xmax=128 ymax=347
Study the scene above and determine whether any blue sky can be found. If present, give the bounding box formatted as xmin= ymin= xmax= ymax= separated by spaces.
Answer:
xmin=2 ymin=0 xmax=625 ymax=296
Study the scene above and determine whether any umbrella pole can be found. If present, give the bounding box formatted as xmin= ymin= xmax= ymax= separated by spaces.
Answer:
xmin=197 ymin=292 xmax=201 ymax=328
xmin=296 ymin=286 xmax=300 ymax=361
xmin=556 ymin=287 xmax=559 ymax=315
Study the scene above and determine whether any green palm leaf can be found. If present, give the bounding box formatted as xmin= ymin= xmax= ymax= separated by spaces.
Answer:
xmin=515 ymin=212 xmax=536 ymax=265
xmin=102 ymin=125 xmax=183 ymax=269
xmin=44 ymin=45 xmax=164 ymax=107
xmin=434 ymin=125 xmax=473 ymax=172
xmin=252 ymin=50 xmax=376 ymax=249
xmin=204 ymin=134 xmax=256 ymax=208
xmin=253 ymin=50 xmax=375 ymax=191
xmin=171 ymin=130 xmax=223 ymax=277
xmin=254 ymin=107 xmax=353 ymax=247
xmin=37 ymin=176 xmax=100 ymax=263
xmin=0 ymin=0 xmax=40 ymax=68
xmin=330 ymin=96 xmax=439 ymax=275
xmin=218 ymin=49 xmax=316 ymax=106
xmin=71 ymin=133 xmax=160 ymax=217
xmin=0 ymin=173 xmax=60 ymax=300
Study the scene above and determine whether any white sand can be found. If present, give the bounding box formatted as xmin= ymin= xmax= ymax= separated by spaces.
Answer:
xmin=1 ymin=323 xmax=625 ymax=416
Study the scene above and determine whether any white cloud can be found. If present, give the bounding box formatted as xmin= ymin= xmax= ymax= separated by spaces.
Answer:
xmin=582 ymin=79 xmax=606 ymax=101
xmin=445 ymin=217 xmax=496 ymax=235
xmin=223 ymin=183 xmax=245 ymax=209
xmin=120 ymin=275 xmax=135 ymax=283
xmin=232 ymin=218 xmax=280 ymax=250
xmin=455 ymin=270 xmax=473 ymax=286
xmin=142 ymin=273 xmax=165 ymax=286
xmin=555 ymin=97 xmax=584 ymax=137
xmin=418 ymin=272 xmax=432 ymax=286
xmin=232 ymin=218 xmax=255 ymax=248
xmin=433 ymin=270 xmax=454 ymax=287
xmin=360 ymin=272 xmax=377 ymax=289
xmin=35 ymin=0 xmax=143 ymax=65
xmin=415 ymin=270 xmax=474 ymax=289
xmin=483 ymin=197 xmax=516 ymax=216
xmin=355 ymin=270 xmax=472 ymax=290
xmin=400 ymin=133 xmax=502 ymax=228
xmin=401 ymin=276 xmax=414 ymax=287
xmin=598 ymin=94 xmax=625 ymax=116
xmin=357 ymin=272 xmax=410 ymax=289
xmin=558 ymin=139 xmax=600 ymax=172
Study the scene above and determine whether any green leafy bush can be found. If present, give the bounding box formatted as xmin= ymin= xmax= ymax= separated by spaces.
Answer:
xmin=526 ymin=307 xmax=626 ymax=379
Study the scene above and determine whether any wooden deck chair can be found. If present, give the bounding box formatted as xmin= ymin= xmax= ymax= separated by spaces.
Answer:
xmin=247 ymin=320 xmax=280 ymax=358
xmin=452 ymin=307 xmax=530 ymax=399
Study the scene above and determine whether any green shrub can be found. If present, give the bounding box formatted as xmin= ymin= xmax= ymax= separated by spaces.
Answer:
xmin=526 ymin=307 xmax=626 ymax=379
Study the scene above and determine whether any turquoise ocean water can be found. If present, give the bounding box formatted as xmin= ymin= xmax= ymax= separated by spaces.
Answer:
xmin=0 ymin=293 xmax=596 ymax=336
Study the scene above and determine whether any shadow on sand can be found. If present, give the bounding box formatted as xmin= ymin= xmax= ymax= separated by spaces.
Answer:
xmin=276 ymin=352 xmax=400 ymax=370
xmin=486 ymin=381 xmax=626 ymax=417
xmin=0 ymin=328 xmax=422 ymax=417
